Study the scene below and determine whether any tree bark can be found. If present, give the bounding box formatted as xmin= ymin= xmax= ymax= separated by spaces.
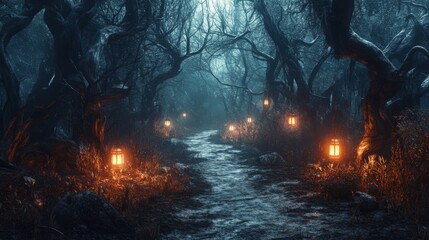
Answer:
xmin=0 ymin=0 xmax=44 ymax=161
xmin=308 ymin=0 xmax=428 ymax=162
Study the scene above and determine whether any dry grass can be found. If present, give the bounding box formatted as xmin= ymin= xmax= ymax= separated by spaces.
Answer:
xmin=154 ymin=120 xmax=184 ymax=139
xmin=0 ymin=140 xmax=189 ymax=236
xmin=257 ymin=109 xmax=315 ymax=164
xmin=306 ymin=109 xmax=429 ymax=221
xmin=221 ymin=107 xmax=313 ymax=164
xmin=0 ymin=173 xmax=42 ymax=232
xmin=358 ymin=110 xmax=429 ymax=220
xmin=305 ymin=162 xmax=359 ymax=200
xmin=77 ymin=143 xmax=189 ymax=210
xmin=221 ymin=121 xmax=259 ymax=143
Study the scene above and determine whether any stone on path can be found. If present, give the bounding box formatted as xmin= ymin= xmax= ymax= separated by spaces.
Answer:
xmin=257 ymin=152 xmax=286 ymax=165
xmin=353 ymin=191 xmax=378 ymax=212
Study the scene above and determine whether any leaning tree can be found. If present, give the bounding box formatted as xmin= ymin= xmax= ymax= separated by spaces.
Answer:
xmin=307 ymin=0 xmax=429 ymax=162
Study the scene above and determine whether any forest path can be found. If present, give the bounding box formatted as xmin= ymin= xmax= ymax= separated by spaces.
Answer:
xmin=162 ymin=130 xmax=347 ymax=239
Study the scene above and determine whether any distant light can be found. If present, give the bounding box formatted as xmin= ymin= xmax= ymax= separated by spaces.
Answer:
xmin=247 ymin=117 xmax=253 ymax=123
xmin=229 ymin=125 xmax=236 ymax=132
xmin=182 ymin=112 xmax=187 ymax=118
xmin=288 ymin=115 xmax=297 ymax=127
xmin=164 ymin=120 xmax=171 ymax=127
xmin=263 ymin=98 xmax=270 ymax=108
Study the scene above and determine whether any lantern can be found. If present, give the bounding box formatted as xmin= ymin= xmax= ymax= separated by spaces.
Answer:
xmin=247 ymin=117 xmax=253 ymax=124
xmin=182 ymin=112 xmax=187 ymax=118
xmin=111 ymin=148 xmax=125 ymax=168
xmin=164 ymin=120 xmax=171 ymax=127
xmin=229 ymin=125 xmax=236 ymax=132
xmin=263 ymin=98 xmax=270 ymax=108
xmin=287 ymin=115 xmax=297 ymax=127
xmin=329 ymin=138 xmax=340 ymax=159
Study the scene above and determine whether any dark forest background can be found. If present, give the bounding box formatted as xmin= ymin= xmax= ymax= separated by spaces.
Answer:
xmin=0 ymin=0 xmax=429 ymax=238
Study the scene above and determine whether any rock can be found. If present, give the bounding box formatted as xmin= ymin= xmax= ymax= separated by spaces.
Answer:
xmin=257 ymin=152 xmax=286 ymax=165
xmin=353 ymin=191 xmax=378 ymax=212
xmin=51 ymin=191 xmax=130 ymax=233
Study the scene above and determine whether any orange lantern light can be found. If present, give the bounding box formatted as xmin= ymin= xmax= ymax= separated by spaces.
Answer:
xmin=229 ymin=125 xmax=236 ymax=132
xmin=111 ymin=148 xmax=125 ymax=168
xmin=263 ymin=98 xmax=270 ymax=108
xmin=247 ymin=117 xmax=253 ymax=123
xmin=287 ymin=115 xmax=297 ymax=127
xmin=329 ymin=138 xmax=341 ymax=159
xmin=164 ymin=119 xmax=171 ymax=127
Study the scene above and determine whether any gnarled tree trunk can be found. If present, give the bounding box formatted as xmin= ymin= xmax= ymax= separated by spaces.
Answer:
xmin=309 ymin=0 xmax=429 ymax=162
xmin=0 ymin=0 xmax=44 ymax=162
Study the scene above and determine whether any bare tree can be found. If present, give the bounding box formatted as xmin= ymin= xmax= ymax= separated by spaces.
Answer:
xmin=307 ymin=0 xmax=429 ymax=162
xmin=140 ymin=0 xmax=211 ymax=123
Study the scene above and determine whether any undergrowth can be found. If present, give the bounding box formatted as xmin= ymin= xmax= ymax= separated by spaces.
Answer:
xmin=0 ymin=137 xmax=189 ymax=237
xmin=221 ymin=120 xmax=259 ymax=143
xmin=221 ymin=107 xmax=314 ymax=164
xmin=305 ymin=162 xmax=359 ymax=200
xmin=305 ymin=109 xmax=429 ymax=221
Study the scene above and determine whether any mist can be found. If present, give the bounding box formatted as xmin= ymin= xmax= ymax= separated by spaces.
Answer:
xmin=0 ymin=0 xmax=429 ymax=239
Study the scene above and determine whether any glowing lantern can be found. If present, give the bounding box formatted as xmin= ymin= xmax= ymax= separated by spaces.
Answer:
xmin=229 ymin=125 xmax=236 ymax=132
xmin=329 ymin=139 xmax=340 ymax=159
xmin=111 ymin=148 xmax=125 ymax=168
xmin=247 ymin=117 xmax=253 ymax=123
xmin=263 ymin=98 xmax=270 ymax=108
xmin=287 ymin=115 xmax=297 ymax=127
xmin=164 ymin=120 xmax=171 ymax=127
xmin=182 ymin=112 xmax=187 ymax=118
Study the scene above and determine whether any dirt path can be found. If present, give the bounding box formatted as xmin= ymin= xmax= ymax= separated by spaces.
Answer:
xmin=145 ymin=130 xmax=418 ymax=239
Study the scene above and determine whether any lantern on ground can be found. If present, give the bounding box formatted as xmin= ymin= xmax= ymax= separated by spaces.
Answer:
xmin=287 ymin=115 xmax=297 ymax=127
xmin=329 ymin=138 xmax=341 ymax=159
xmin=182 ymin=112 xmax=187 ymax=118
xmin=164 ymin=119 xmax=171 ymax=127
xmin=229 ymin=125 xmax=236 ymax=132
xmin=247 ymin=117 xmax=253 ymax=124
xmin=111 ymin=148 xmax=125 ymax=169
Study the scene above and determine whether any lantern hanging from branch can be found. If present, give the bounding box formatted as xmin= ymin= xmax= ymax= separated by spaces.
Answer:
xmin=164 ymin=119 xmax=171 ymax=127
xmin=287 ymin=115 xmax=297 ymax=127
xmin=247 ymin=117 xmax=253 ymax=124
xmin=329 ymin=138 xmax=341 ymax=159
xmin=111 ymin=148 xmax=125 ymax=168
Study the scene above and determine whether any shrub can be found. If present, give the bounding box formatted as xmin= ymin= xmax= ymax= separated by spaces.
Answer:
xmin=77 ymin=145 xmax=103 ymax=178
xmin=0 ymin=137 xmax=189 ymax=237
xmin=76 ymin=142 xmax=189 ymax=211
xmin=221 ymin=121 xmax=259 ymax=143
xmin=305 ymin=162 xmax=359 ymax=200
xmin=256 ymin=107 xmax=316 ymax=164
xmin=359 ymin=109 xmax=429 ymax=220
xmin=306 ymin=109 xmax=429 ymax=221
